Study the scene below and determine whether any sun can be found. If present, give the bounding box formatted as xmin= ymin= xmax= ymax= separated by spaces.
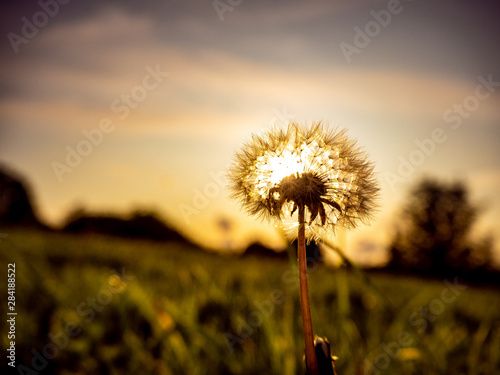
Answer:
xmin=229 ymin=123 xmax=379 ymax=240
xmin=252 ymin=146 xmax=306 ymax=201
xmin=266 ymin=149 xmax=304 ymax=185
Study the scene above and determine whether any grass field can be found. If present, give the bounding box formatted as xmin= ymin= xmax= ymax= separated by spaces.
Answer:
xmin=1 ymin=229 xmax=500 ymax=374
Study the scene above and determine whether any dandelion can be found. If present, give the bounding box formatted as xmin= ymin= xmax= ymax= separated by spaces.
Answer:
xmin=228 ymin=122 xmax=379 ymax=374
xmin=229 ymin=122 xmax=378 ymax=239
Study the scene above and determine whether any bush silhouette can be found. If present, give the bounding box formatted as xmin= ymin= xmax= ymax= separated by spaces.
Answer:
xmin=63 ymin=209 xmax=188 ymax=243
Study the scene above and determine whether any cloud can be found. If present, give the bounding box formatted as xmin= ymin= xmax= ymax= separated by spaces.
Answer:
xmin=3 ymin=3 xmax=500 ymax=145
xmin=218 ymin=0 xmax=350 ymax=27
xmin=40 ymin=7 xmax=155 ymax=48
xmin=4 ymin=35 xmax=498 ymax=139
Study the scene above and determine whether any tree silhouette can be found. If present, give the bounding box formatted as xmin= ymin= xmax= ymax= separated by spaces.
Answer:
xmin=0 ymin=166 xmax=44 ymax=228
xmin=388 ymin=178 xmax=493 ymax=276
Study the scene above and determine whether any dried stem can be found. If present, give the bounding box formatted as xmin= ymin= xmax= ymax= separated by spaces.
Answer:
xmin=298 ymin=204 xmax=319 ymax=375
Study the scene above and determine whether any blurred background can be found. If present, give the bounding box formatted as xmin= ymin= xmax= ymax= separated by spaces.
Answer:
xmin=1 ymin=0 xmax=500 ymax=374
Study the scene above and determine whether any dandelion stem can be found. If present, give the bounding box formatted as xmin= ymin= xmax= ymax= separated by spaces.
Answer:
xmin=298 ymin=204 xmax=319 ymax=375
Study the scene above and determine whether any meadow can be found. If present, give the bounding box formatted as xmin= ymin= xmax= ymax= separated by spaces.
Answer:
xmin=1 ymin=229 xmax=499 ymax=375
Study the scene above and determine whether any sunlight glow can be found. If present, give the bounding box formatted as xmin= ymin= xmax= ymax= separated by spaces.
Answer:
xmin=229 ymin=123 xmax=379 ymax=241
xmin=266 ymin=149 xmax=304 ymax=184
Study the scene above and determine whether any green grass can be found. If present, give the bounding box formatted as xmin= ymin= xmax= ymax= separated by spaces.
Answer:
xmin=1 ymin=229 xmax=499 ymax=374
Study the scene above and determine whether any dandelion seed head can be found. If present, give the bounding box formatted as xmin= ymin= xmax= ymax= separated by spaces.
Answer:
xmin=228 ymin=122 xmax=379 ymax=240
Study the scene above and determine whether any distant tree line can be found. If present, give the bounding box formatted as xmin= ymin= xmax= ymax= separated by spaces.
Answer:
xmin=0 ymin=165 xmax=190 ymax=245
xmin=0 ymin=166 xmax=497 ymax=280
xmin=63 ymin=208 xmax=187 ymax=243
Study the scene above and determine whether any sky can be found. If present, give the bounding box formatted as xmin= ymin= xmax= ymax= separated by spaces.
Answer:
xmin=1 ymin=0 xmax=499 ymax=264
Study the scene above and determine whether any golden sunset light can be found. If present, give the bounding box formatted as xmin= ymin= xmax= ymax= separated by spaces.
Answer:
xmin=1 ymin=1 xmax=500 ymax=374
